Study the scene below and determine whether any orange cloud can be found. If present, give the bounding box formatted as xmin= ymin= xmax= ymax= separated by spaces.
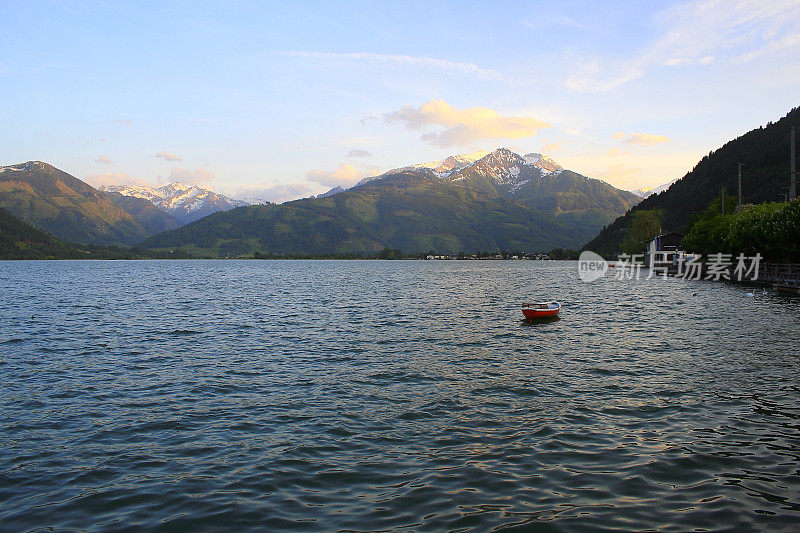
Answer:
xmin=613 ymin=132 xmax=670 ymax=145
xmin=386 ymin=99 xmax=550 ymax=147
xmin=305 ymin=163 xmax=380 ymax=187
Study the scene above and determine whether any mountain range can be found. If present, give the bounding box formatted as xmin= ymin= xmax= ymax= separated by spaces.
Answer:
xmin=0 ymin=148 xmax=644 ymax=256
xmin=139 ymin=148 xmax=640 ymax=256
xmin=99 ymin=183 xmax=267 ymax=224
xmin=354 ymin=148 xmax=640 ymax=240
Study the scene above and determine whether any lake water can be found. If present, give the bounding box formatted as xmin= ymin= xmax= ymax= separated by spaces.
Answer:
xmin=1 ymin=260 xmax=799 ymax=531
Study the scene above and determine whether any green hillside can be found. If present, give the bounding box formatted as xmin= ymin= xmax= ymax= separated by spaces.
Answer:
xmin=0 ymin=161 xmax=150 ymax=245
xmin=510 ymin=170 xmax=641 ymax=235
xmin=104 ymin=191 xmax=182 ymax=235
xmin=585 ymin=106 xmax=799 ymax=256
xmin=140 ymin=171 xmax=584 ymax=256
xmin=0 ymin=206 xmax=136 ymax=259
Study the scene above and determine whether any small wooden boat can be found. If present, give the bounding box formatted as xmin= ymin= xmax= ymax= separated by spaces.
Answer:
xmin=522 ymin=301 xmax=561 ymax=319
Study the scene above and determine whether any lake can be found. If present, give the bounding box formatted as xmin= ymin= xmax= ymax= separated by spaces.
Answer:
xmin=1 ymin=260 xmax=799 ymax=531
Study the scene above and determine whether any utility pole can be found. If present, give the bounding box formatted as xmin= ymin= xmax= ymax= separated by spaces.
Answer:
xmin=791 ymin=125 xmax=796 ymax=201
xmin=737 ymin=163 xmax=744 ymax=211
xmin=721 ymin=186 xmax=726 ymax=216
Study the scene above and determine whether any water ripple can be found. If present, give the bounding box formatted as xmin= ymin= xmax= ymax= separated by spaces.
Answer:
xmin=0 ymin=259 xmax=799 ymax=531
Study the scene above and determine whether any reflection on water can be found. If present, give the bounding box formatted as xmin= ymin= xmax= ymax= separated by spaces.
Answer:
xmin=521 ymin=315 xmax=561 ymax=325
xmin=1 ymin=259 xmax=799 ymax=531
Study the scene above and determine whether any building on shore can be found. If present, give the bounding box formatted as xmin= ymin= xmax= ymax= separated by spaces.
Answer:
xmin=643 ymin=232 xmax=685 ymax=270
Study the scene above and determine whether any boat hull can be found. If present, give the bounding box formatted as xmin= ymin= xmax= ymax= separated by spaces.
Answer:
xmin=522 ymin=308 xmax=560 ymax=319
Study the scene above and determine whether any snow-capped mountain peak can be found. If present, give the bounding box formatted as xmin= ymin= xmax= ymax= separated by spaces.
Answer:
xmin=0 ymin=161 xmax=44 ymax=174
xmin=471 ymin=147 xmax=527 ymax=169
xmin=522 ymin=153 xmax=563 ymax=172
xmin=355 ymin=148 xmax=567 ymax=189
xmin=413 ymin=150 xmax=492 ymax=174
xmin=100 ymin=182 xmax=263 ymax=224
xmin=630 ymin=179 xmax=678 ymax=198
xmin=156 ymin=182 xmax=193 ymax=198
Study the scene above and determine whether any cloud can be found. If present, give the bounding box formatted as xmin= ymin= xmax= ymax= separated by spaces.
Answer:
xmin=305 ymin=163 xmax=381 ymax=187
xmin=276 ymin=51 xmax=499 ymax=79
xmin=567 ymin=0 xmax=800 ymax=92
xmin=736 ymin=32 xmax=800 ymax=62
xmin=85 ymin=172 xmax=150 ymax=188
xmin=115 ymin=118 xmax=131 ymax=125
xmin=169 ymin=167 xmax=214 ymax=185
xmin=617 ymin=132 xmax=671 ymax=145
xmin=156 ymin=151 xmax=183 ymax=162
xmin=385 ymin=99 xmax=551 ymax=147
xmin=95 ymin=155 xmax=111 ymax=164
xmin=347 ymin=149 xmax=372 ymax=158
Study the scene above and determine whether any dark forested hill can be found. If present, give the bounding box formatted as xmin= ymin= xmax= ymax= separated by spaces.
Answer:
xmin=585 ymin=106 xmax=799 ymax=256
xmin=139 ymin=171 xmax=584 ymax=256
xmin=0 ymin=206 xmax=133 ymax=259
xmin=0 ymin=161 xmax=150 ymax=245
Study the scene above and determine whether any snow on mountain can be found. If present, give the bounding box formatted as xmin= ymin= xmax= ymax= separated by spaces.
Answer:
xmin=355 ymin=148 xmax=566 ymax=188
xmin=413 ymin=150 xmax=492 ymax=174
xmin=100 ymin=182 xmax=263 ymax=224
xmin=433 ymin=147 xmax=572 ymax=197
xmin=522 ymin=153 xmax=563 ymax=173
xmin=317 ymin=186 xmax=344 ymax=198
xmin=630 ymin=179 xmax=678 ymax=198
xmin=238 ymin=197 xmax=271 ymax=205
xmin=0 ymin=161 xmax=40 ymax=174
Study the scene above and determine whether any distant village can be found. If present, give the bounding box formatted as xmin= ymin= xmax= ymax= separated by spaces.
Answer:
xmin=423 ymin=252 xmax=557 ymax=260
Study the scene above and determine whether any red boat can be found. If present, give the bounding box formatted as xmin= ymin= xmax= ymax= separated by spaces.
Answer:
xmin=522 ymin=301 xmax=561 ymax=319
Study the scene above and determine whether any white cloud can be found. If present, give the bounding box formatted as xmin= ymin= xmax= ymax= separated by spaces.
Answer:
xmin=347 ymin=149 xmax=372 ymax=158
xmin=385 ymin=99 xmax=550 ymax=147
xmin=156 ymin=151 xmax=183 ymax=162
xmin=169 ymin=167 xmax=214 ymax=185
xmin=95 ymin=155 xmax=111 ymax=164
xmin=276 ymin=51 xmax=500 ymax=79
xmin=567 ymin=0 xmax=800 ymax=92
xmin=736 ymin=32 xmax=800 ymax=62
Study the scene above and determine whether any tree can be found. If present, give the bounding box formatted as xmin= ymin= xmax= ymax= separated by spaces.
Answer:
xmin=622 ymin=209 xmax=664 ymax=255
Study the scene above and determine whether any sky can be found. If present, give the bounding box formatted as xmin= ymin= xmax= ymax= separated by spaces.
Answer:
xmin=1 ymin=0 xmax=799 ymax=201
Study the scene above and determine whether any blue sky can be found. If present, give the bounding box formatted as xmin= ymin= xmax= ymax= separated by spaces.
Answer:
xmin=1 ymin=0 xmax=799 ymax=201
